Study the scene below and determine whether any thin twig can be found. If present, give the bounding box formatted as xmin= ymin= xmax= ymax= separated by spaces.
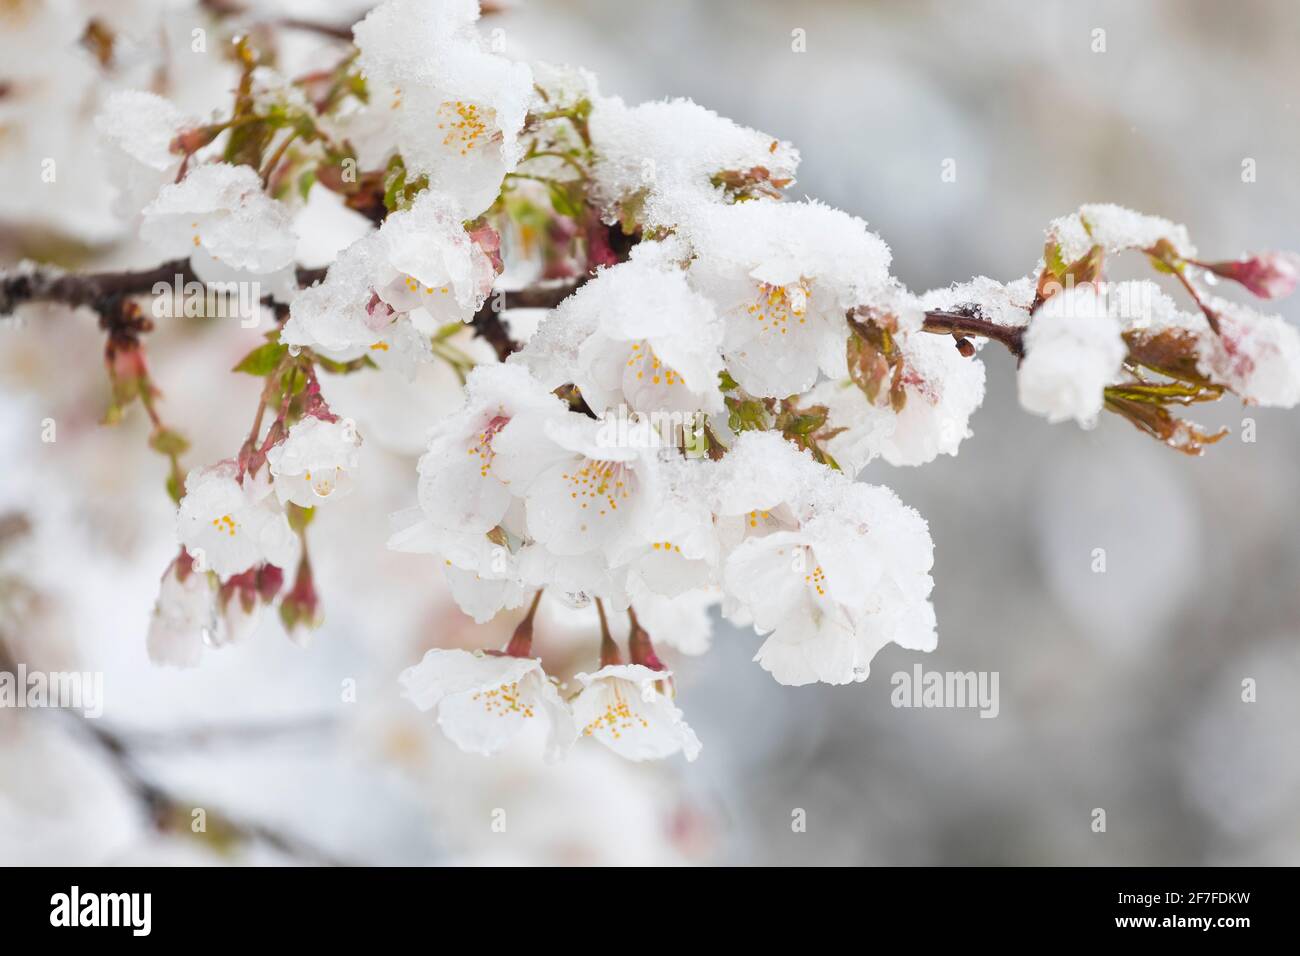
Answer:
xmin=919 ymin=309 xmax=1026 ymax=358
xmin=70 ymin=714 xmax=353 ymax=865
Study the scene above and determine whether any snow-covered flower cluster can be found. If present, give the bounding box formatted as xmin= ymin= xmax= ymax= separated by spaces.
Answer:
xmin=391 ymin=347 xmax=937 ymax=759
xmin=58 ymin=0 xmax=1296 ymax=768
xmin=281 ymin=189 xmax=496 ymax=377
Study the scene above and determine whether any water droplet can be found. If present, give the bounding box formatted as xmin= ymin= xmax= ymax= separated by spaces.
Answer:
xmin=558 ymin=590 xmax=592 ymax=609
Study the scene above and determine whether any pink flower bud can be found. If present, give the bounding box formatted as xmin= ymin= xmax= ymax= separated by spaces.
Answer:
xmin=257 ymin=564 xmax=285 ymax=603
xmin=108 ymin=340 xmax=149 ymax=382
xmin=170 ymin=125 xmax=221 ymax=156
xmin=1204 ymin=252 xmax=1300 ymax=299
xmin=628 ymin=616 xmax=666 ymax=672
xmin=279 ymin=558 xmax=321 ymax=634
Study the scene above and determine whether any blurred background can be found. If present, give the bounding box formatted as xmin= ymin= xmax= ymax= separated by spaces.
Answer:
xmin=2 ymin=0 xmax=1298 ymax=865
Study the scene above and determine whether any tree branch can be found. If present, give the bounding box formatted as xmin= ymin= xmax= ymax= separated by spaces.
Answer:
xmin=0 ymin=633 xmax=349 ymax=865
xmin=71 ymin=714 xmax=354 ymax=866
xmin=469 ymin=279 xmax=585 ymax=361
xmin=919 ymin=309 xmax=1025 ymax=358
xmin=0 ymin=259 xmax=328 ymax=318
xmin=4 ymin=259 xmax=1032 ymax=365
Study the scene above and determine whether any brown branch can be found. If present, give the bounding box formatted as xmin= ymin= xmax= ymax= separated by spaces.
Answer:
xmin=1 ymin=256 xmax=583 ymax=363
xmin=470 ymin=279 xmax=585 ymax=361
xmin=70 ymin=714 xmax=353 ymax=865
xmin=5 ymin=259 xmax=1030 ymax=366
xmin=1 ymin=259 xmax=328 ymax=318
xmin=920 ymin=309 xmax=1026 ymax=358
xmin=0 ymin=631 xmax=349 ymax=865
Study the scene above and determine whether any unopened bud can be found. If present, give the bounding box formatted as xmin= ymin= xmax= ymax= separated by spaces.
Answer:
xmin=627 ymin=613 xmax=666 ymax=672
xmin=1203 ymin=252 xmax=1300 ymax=299
xmin=279 ymin=558 xmax=321 ymax=636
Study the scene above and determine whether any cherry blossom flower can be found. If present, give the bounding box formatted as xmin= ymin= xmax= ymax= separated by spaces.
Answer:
xmin=518 ymin=243 xmax=726 ymax=415
xmin=267 ymin=416 xmax=363 ymax=507
xmin=145 ymin=555 xmax=217 ymax=669
xmin=413 ymin=363 xmax=568 ymax=537
xmin=503 ymin=412 xmax=663 ymax=560
xmin=387 ymin=364 xmax=566 ymax=620
xmin=176 ymin=462 xmax=298 ymax=581
xmin=570 ymin=665 xmax=701 ymax=762
xmin=1196 ymin=297 xmax=1300 ymax=408
xmin=139 ymin=162 xmax=297 ymax=288
xmin=353 ymin=0 xmax=533 ymax=217
xmin=710 ymin=433 xmax=936 ymax=686
xmin=609 ymin=457 xmax=720 ymax=599
xmin=684 ymin=199 xmax=893 ymax=398
xmin=1018 ymin=284 xmax=1127 ymax=427
xmin=281 ymin=190 xmax=495 ymax=376
xmin=399 ymin=648 xmax=575 ymax=761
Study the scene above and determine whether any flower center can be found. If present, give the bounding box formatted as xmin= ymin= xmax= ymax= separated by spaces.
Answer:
xmin=804 ymin=563 xmax=827 ymax=597
xmin=210 ymin=513 xmax=237 ymax=537
xmin=746 ymin=279 xmax=810 ymax=335
xmin=305 ymin=469 xmax=339 ymax=498
xmin=626 ymin=342 xmax=682 ymax=387
xmin=466 ymin=414 xmax=510 ymax=478
xmin=437 ymin=100 xmax=492 ymax=156
xmin=582 ymin=682 xmax=649 ymax=739
xmin=471 ymin=681 xmax=535 ymax=718
xmin=561 ymin=459 xmax=632 ymax=518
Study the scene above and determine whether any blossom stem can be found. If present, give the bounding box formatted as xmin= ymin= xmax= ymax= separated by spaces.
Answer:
xmin=594 ymin=597 xmax=622 ymax=667
xmin=505 ymin=590 xmax=544 ymax=658
xmin=1168 ymin=263 xmax=1222 ymax=335
xmin=626 ymin=607 xmax=666 ymax=671
xmin=260 ymin=130 xmax=300 ymax=187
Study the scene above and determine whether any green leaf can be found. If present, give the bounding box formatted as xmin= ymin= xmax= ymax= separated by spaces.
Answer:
xmin=224 ymin=119 xmax=273 ymax=170
xmin=547 ymin=180 xmax=584 ymax=219
xmin=1044 ymin=241 xmax=1068 ymax=279
xmin=233 ymin=342 xmax=288 ymax=376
